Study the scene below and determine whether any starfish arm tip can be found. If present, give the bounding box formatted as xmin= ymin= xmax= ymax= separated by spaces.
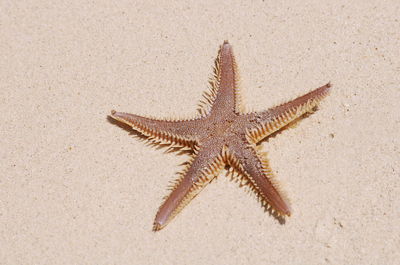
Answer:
xmin=152 ymin=221 xmax=164 ymax=232
xmin=272 ymin=197 xmax=292 ymax=217
xmin=110 ymin=110 xmax=125 ymax=120
xmin=319 ymin=82 xmax=332 ymax=98
xmin=325 ymin=82 xmax=332 ymax=91
xmin=283 ymin=207 xmax=292 ymax=217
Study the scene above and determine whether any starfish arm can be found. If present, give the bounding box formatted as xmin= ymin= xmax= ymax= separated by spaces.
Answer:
xmin=153 ymin=142 xmax=225 ymax=231
xmin=245 ymin=83 xmax=331 ymax=143
xmin=225 ymin=142 xmax=291 ymax=216
xmin=200 ymin=41 xmax=241 ymax=116
xmin=111 ymin=111 xmax=200 ymax=147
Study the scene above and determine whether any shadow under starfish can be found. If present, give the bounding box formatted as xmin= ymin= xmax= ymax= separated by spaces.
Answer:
xmin=109 ymin=41 xmax=331 ymax=231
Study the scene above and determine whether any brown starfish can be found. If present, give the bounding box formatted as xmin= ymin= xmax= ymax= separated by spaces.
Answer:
xmin=110 ymin=41 xmax=331 ymax=231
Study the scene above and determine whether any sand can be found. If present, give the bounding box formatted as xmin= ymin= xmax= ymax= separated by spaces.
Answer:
xmin=1 ymin=1 xmax=399 ymax=264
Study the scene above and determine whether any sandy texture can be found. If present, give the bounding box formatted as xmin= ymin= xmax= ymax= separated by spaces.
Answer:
xmin=1 ymin=1 xmax=399 ymax=264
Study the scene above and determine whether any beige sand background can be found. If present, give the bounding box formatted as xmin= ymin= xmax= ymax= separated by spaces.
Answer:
xmin=1 ymin=1 xmax=399 ymax=264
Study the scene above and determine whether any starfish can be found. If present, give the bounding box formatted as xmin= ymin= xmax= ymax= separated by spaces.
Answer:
xmin=110 ymin=41 xmax=331 ymax=231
